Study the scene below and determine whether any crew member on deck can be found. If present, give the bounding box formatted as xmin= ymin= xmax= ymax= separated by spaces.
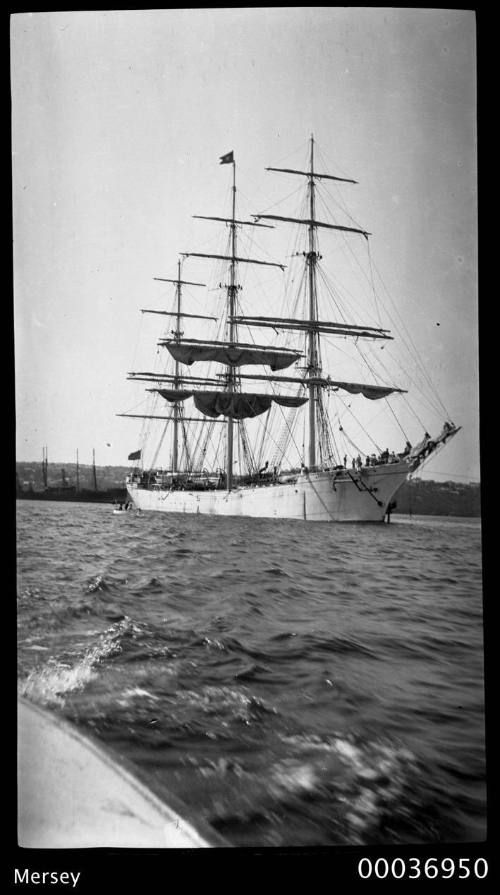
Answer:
xmin=437 ymin=421 xmax=454 ymax=442
xmin=423 ymin=432 xmax=434 ymax=457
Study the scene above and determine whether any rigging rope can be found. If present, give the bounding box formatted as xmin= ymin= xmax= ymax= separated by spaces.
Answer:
xmin=150 ymin=409 xmax=174 ymax=470
xmin=336 ymin=394 xmax=383 ymax=453
xmin=371 ymin=259 xmax=452 ymax=419
xmin=336 ymin=423 xmax=366 ymax=458
xmin=367 ymin=240 xmax=383 ymax=328
xmin=312 ymin=180 xmax=453 ymax=426
xmin=383 ymin=398 xmax=409 ymax=442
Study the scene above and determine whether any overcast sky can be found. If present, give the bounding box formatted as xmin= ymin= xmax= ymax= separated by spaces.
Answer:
xmin=12 ymin=8 xmax=478 ymax=481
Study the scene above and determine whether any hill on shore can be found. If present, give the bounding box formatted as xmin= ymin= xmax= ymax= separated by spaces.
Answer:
xmin=393 ymin=477 xmax=480 ymax=517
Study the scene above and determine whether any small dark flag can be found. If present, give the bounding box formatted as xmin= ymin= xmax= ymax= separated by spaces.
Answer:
xmin=220 ymin=151 xmax=234 ymax=165
xmin=128 ymin=450 xmax=141 ymax=461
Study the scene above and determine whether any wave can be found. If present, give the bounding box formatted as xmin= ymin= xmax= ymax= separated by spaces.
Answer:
xmin=18 ymin=617 xmax=138 ymax=708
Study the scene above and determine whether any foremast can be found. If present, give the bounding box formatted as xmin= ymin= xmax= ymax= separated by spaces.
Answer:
xmin=251 ymin=134 xmax=381 ymax=472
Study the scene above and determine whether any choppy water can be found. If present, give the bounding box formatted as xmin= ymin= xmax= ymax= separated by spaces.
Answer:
xmin=17 ymin=500 xmax=485 ymax=847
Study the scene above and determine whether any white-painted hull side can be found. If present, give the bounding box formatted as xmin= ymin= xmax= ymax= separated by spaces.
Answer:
xmin=127 ymin=463 xmax=410 ymax=522
xmin=18 ymin=698 xmax=227 ymax=848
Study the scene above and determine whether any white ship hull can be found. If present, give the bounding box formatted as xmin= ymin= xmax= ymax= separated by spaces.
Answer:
xmin=127 ymin=462 xmax=411 ymax=523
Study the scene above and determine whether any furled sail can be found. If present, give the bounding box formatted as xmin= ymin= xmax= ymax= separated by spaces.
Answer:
xmin=252 ymin=214 xmax=370 ymax=238
xmin=192 ymin=391 xmax=308 ymax=420
xmin=329 ymin=381 xmax=406 ymax=399
xmin=155 ymin=388 xmax=307 ymax=419
xmin=157 ymin=389 xmax=194 ymax=402
xmin=265 ymin=166 xmax=358 ymax=184
xmin=162 ymin=340 xmax=301 ymax=371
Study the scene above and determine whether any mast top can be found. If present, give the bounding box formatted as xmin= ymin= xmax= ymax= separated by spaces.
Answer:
xmin=153 ymin=277 xmax=206 ymax=287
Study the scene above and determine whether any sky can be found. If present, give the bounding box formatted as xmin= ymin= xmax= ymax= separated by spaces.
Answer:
xmin=12 ymin=8 xmax=478 ymax=481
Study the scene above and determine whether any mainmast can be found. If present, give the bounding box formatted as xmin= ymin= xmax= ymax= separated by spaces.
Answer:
xmin=185 ymin=154 xmax=286 ymax=490
xmin=307 ymin=135 xmax=319 ymax=469
xmin=226 ymin=158 xmax=237 ymax=490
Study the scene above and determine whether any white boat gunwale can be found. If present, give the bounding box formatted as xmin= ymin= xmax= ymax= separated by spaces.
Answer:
xmin=18 ymin=696 xmax=231 ymax=849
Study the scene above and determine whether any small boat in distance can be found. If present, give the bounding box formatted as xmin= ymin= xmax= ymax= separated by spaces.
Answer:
xmin=113 ymin=501 xmax=132 ymax=514
xmin=118 ymin=137 xmax=460 ymax=522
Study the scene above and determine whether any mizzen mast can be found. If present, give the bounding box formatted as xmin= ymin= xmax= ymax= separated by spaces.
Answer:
xmin=143 ymin=265 xmax=207 ymax=471
xmin=170 ymin=260 xmax=183 ymax=472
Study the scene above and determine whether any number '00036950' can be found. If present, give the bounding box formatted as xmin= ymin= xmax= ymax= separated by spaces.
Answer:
xmin=357 ymin=857 xmax=488 ymax=880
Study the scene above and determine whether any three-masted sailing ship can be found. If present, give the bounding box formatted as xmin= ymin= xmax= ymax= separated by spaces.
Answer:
xmin=119 ymin=137 xmax=459 ymax=522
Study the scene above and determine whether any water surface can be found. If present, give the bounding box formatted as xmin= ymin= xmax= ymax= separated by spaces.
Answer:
xmin=17 ymin=501 xmax=485 ymax=847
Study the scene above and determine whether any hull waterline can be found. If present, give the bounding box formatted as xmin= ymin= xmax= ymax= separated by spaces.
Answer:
xmin=127 ymin=463 xmax=410 ymax=522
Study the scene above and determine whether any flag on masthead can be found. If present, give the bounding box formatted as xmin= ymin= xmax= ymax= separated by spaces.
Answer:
xmin=128 ymin=449 xmax=141 ymax=461
xmin=220 ymin=151 xmax=234 ymax=165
